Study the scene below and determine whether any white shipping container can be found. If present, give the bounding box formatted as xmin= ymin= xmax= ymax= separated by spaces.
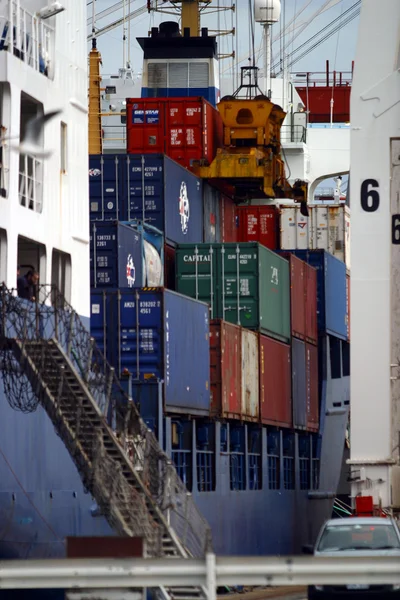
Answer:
xmin=241 ymin=329 xmax=259 ymax=421
xmin=279 ymin=204 xmax=350 ymax=270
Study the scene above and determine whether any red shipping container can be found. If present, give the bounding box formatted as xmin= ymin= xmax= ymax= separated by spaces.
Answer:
xmin=209 ymin=320 xmax=241 ymax=419
xmin=236 ymin=205 xmax=277 ymax=250
xmin=288 ymin=254 xmax=306 ymax=340
xmin=126 ymin=97 xmax=223 ymax=170
xmin=220 ymin=194 xmax=237 ymax=242
xmin=259 ymin=334 xmax=292 ymax=428
xmin=164 ymin=243 xmax=176 ymax=291
xmin=305 ymin=263 xmax=318 ymax=345
xmin=306 ymin=342 xmax=319 ymax=431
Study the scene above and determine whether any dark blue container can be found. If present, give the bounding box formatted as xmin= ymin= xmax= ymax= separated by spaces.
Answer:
xmin=89 ymin=155 xmax=124 ymax=221
xmin=90 ymin=222 xmax=145 ymax=289
xmin=90 ymin=288 xmax=210 ymax=416
xmin=289 ymin=249 xmax=347 ymax=341
xmin=122 ymin=154 xmax=204 ymax=245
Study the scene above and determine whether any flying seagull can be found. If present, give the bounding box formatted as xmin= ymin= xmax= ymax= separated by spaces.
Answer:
xmin=2 ymin=109 xmax=62 ymax=159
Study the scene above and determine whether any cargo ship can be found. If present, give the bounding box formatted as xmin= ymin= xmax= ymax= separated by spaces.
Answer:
xmin=0 ymin=0 xmax=350 ymax=586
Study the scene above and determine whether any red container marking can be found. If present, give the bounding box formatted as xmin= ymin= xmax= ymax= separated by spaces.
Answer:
xmin=259 ymin=334 xmax=292 ymax=428
xmin=306 ymin=342 xmax=319 ymax=431
xmin=236 ymin=205 xmax=277 ymax=250
xmin=220 ymin=194 xmax=237 ymax=242
xmin=126 ymin=97 xmax=223 ymax=170
xmin=210 ymin=320 xmax=241 ymax=419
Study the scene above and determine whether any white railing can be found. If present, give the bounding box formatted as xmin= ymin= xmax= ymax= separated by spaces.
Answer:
xmin=1 ymin=555 xmax=400 ymax=596
xmin=0 ymin=0 xmax=54 ymax=78
xmin=19 ymin=152 xmax=43 ymax=212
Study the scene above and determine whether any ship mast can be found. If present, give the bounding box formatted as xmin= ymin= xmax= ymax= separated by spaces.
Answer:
xmin=348 ymin=0 xmax=400 ymax=515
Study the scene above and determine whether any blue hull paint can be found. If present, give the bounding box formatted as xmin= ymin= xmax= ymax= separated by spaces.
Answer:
xmin=0 ymin=326 xmax=348 ymax=564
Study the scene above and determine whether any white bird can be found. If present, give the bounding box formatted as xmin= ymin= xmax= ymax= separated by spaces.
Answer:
xmin=2 ymin=109 xmax=62 ymax=159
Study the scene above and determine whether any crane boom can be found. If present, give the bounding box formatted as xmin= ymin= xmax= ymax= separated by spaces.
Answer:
xmin=348 ymin=0 xmax=400 ymax=513
xmin=87 ymin=5 xmax=148 ymax=41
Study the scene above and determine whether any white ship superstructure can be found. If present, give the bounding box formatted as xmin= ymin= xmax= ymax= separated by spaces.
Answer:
xmin=0 ymin=0 xmax=89 ymax=318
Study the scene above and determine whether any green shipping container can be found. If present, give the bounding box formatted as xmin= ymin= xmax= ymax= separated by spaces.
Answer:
xmin=176 ymin=242 xmax=290 ymax=342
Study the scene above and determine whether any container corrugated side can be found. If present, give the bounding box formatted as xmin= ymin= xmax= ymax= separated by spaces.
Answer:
xmin=89 ymin=155 xmax=123 ymax=221
xmin=94 ymin=289 xmax=210 ymax=415
xmin=175 ymin=242 xmax=290 ymax=342
xmin=90 ymin=291 xmax=108 ymax=358
xmin=259 ymin=334 xmax=291 ymax=427
xmin=279 ymin=204 xmax=351 ymax=271
xmin=241 ymin=328 xmax=259 ymax=421
xmin=289 ymin=249 xmax=347 ymax=340
xmin=221 ymin=194 xmax=237 ymax=242
xmin=306 ymin=342 xmax=319 ymax=431
xmin=122 ymin=154 xmax=204 ymax=245
xmin=292 ymin=337 xmax=307 ymax=429
xmin=305 ymin=263 xmax=318 ymax=345
xmin=209 ymin=320 xmax=241 ymax=419
xmin=236 ymin=205 xmax=277 ymax=250
xmin=203 ymin=182 xmax=221 ymax=243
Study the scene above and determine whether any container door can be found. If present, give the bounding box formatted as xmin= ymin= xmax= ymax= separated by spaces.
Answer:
xmin=126 ymin=99 xmax=165 ymax=155
xmin=290 ymin=255 xmax=306 ymax=340
xmin=221 ymin=194 xmax=237 ymax=242
xmin=292 ymin=338 xmax=307 ymax=429
xmin=241 ymin=329 xmax=259 ymax=421
xmin=123 ymin=155 xmax=164 ymax=229
xmin=166 ymin=98 xmax=204 ymax=169
xmin=280 ymin=206 xmax=309 ymax=250
xmin=324 ymin=252 xmax=347 ymax=340
xmin=89 ymin=155 xmax=122 ymax=221
xmin=312 ymin=205 xmax=329 ymax=251
xmin=305 ymin=264 xmax=318 ymax=345
xmin=237 ymin=206 xmax=277 ymax=249
xmin=90 ymin=291 xmax=109 ymax=359
xmin=175 ymin=244 xmax=219 ymax=318
xmin=221 ymin=321 xmax=241 ymax=418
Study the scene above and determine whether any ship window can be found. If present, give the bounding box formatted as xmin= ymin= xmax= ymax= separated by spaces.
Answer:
xmin=283 ymin=432 xmax=295 ymax=490
xmin=342 ymin=340 xmax=350 ymax=377
xmin=17 ymin=236 xmax=46 ymax=300
xmin=19 ymin=94 xmax=44 ymax=213
xmin=248 ymin=426 xmax=262 ymax=490
xmin=0 ymin=83 xmax=10 ymax=198
xmin=169 ymin=62 xmax=189 ymax=89
xmin=329 ymin=336 xmax=341 ymax=379
xmin=299 ymin=435 xmax=311 ymax=490
xmin=196 ymin=422 xmax=216 ymax=492
xmin=230 ymin=425 xmax=246 ymax=491
xmin=171 ymin=420 xmax=193 ymax=492
xmin=267 ymin=430 xmax=280 ymax=490
xmin=51 ymin=249 xmax=71 ymax=303
xmin=147 ymin=63 xmax=167 ymax=88
xmin=60 ymin=122 xmax=67 ymax=173
xmin=311 ymin=434 xmax=320 ymax=490
xmin=189 ymin=62 xmax=209 ymax=88
xmin=0 ymin=228 xmax=7 ymax=283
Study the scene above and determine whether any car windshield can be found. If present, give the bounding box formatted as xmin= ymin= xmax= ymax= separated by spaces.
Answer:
xmin=317 ymin=524 xmax=400 ymax=552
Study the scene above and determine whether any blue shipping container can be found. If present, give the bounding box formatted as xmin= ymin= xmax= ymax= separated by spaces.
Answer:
xmin=90 ymin=222 xmax=145 ymax=289
xmin=289 ymin=250 xmax=347 ymax=341
xmin=123 ymin=154 xmax=204 ymax=245
xmin=89 ymin=289 xmax=210 ymax=415
xmin=89 ymin=155 xmax=124 ymax=221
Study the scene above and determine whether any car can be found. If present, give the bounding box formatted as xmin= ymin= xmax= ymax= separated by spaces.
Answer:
xmin=304 ymin=516 xmax=400 ymax=599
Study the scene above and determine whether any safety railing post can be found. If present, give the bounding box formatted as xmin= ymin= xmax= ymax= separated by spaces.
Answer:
xmin=206 ymin=553 xmax=216 ymax=600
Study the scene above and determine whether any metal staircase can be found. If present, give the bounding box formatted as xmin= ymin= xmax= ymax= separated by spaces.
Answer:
xmin=0 ymin=285 xmax=212 ymax=600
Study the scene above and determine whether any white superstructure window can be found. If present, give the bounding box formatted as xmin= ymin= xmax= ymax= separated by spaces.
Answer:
xmin=61 ymin=122 xmax=67 ymax=173
xmin=19 ymin=94 xmax=43 ymax=213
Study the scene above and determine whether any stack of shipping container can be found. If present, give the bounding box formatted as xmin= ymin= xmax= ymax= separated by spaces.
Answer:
xmin=89 ymin=94 xmax=350 ymax=481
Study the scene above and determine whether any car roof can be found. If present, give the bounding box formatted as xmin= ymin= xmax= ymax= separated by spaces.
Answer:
xmin=324 ymin=517 xmax=394 ymax=527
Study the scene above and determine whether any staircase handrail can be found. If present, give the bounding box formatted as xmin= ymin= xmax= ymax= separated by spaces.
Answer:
xmin=0 ymin=283 xmax=213 ymax=558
